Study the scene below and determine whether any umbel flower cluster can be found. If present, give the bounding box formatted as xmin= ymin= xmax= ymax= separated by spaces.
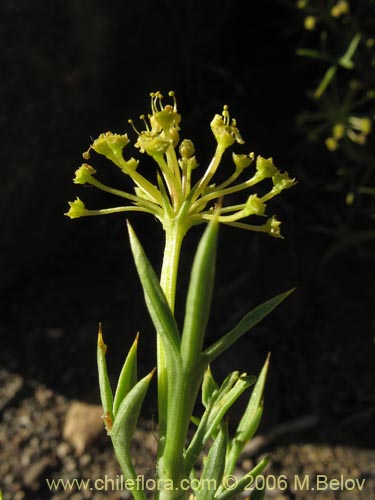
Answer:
xmin=66 ymin=91 xmax=296 ymax=237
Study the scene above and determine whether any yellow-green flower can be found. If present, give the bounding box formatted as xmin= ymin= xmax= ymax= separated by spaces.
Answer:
xmin=73 ymin=164 xmax=97 ymax=185
xmin=265 ymin=216 xmax=283 ymax=238
xmin=232 ymin=153 xmax=254 ymax=172
xmin=331 ymin=0 xmax=349 ymax=18
xmin=65 ymin=197 xmax=87 ymax=219
xmin=210 ymin=105 xmax=244 ymax=150
xmin=66 ymin=91 xmax=295 ymax=238
xmin=304 ymin=16 xmax=316 ymax=31
xmin=84 ymin=132 xmax=130 ymax=162
xmin=135 ymin=132 xmax=171 ymax=157
xmin=256 ymin=156 xmax=278 ymax=179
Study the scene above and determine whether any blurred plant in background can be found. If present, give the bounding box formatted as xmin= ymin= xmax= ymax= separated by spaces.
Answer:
xmin=291 ymin=0 xmax=375 ymax=256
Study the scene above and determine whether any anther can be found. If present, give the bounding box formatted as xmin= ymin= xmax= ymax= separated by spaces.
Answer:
xmin=222 ymin=105 xmax=230 ymax=126
xmin=168 ymin=91 xmax=177 ymax=111
xmin=128 ymin=119 xmax=141 ymax=135
xmin=139 ymin=114 xmax=150 ymax=131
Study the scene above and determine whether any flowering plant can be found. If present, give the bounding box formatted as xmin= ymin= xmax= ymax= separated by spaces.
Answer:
xmin=66 ymin=91 xmax=295 ymax=500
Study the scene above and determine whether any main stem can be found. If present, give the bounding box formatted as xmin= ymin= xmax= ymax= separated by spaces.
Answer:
xmin=158 ymin=217 xmax=186 ymax=446
xmin=156 ymin=216 xmax=196 ymax=500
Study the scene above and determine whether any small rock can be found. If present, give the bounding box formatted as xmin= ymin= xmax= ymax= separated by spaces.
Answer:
xmin=63 ymin=402 xmax=104 ymax=454
xmin=56 ymin=441 xmax=71 ymax=459
xmin=79 ymin=453 xmax=92 ymax=467
xmin=65 ymin=456 xmax=77 ymax=472
xmin=23 ymin=457 xmax=51 ymax=490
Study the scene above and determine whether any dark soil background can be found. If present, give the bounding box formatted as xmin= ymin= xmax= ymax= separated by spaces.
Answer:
xmin=0 ymin=1 xmax=374 ymax=499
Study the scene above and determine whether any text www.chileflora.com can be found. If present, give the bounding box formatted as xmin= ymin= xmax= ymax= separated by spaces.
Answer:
xmin=45 ymin=474 xmax=367 ymax=493
xmin=46 ymin=475 xmax=224 ymax=492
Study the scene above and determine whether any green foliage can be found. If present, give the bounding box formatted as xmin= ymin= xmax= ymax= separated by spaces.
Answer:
xmin=292 ymin=0 xmax=375 ymax=253
xmin=67 ymin=91 xmax=296 ymax=499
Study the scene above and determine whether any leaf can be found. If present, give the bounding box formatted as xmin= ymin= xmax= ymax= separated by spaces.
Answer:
xmin=201 ymin=288 xmax=295 ymax=365
xmin=203 ymin=374 xmax=256 ymax=443
xmin=113 ymin=333 xmax=139 ymax=416
xmin=111 ymin=369 xmax=154 ymax=500
xmin=314 ymin=65 xmax=338 ymax=99
xmin=196 ymin=426 xmax=228 ymax=500
xmin=202 ymin=365 xmax=219 ymax=408
xmin=224 ymin=355 xmax=269 ymax=476
xmin=180 ymin=215 xmax=219 ymax=368
xmin=296 ymin=48 xmax=335 ymax=64
xmin=97 ymin=323 xmax=114 ymax=433
xmin=184 ymin=371 xmax=254 ymax=473
xmin=127 ymin=222 xmax=180 ymax=357
xmin=215 ymin=456 xmax=270 ymax=500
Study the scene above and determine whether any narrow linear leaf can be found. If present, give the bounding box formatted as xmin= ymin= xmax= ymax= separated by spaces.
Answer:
xmin=196 ymin=427 xmax=228 ymax=500
xmin=111 ymin=369 xmax=155 ymax=500
xmin=111 ymin=368 xmax=155 ymax=447
xmin=184 ymin=372 xmax=254 ymax=473
xmin=191 ymin=415 xmax=201 ymax=426
xmin=204 ymin=375 xmax=255 ymax=443
xmin=202 ymin=289 xmax=295 ymax=365
xmin=235 ymin=355 xmax=269 ymax=443
xmin=296 ymin=48 xmax=335 ymax=63
xmin=127 ymin=222 xmax=180 ymax=356
xmin=97 ymin=323 xmax=114 ymax=433
xmin=225 ymin=355 xmax=270 ymax=476
xmin=216 ymin=456 xmax=270 ymax=500
xmin=314 ymin=65 xmax=338 ymax=99
xmin=181 ymin=215 xmax=219 ymax=368
xmin=202 ymin=365 xmax=219 ymax=408
xmin=113 ymin=332 xmax=139 ymax=416
xmin=185 ymin=390 xmax=220 ymax=473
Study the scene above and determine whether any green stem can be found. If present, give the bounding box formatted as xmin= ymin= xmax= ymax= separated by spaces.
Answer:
xmin=158 ymin=372 xmax=201 ymax=500
xmin=156 ymin=216 xmax=201 ymax=500
xmin=157 ymin=218 xmax=186 ymax=446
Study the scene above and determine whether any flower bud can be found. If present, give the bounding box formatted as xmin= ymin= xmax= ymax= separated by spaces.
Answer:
xmin=73 ymin=164 xmax=97 ymax=184
xmin=86 ymin=132 xmax=130 ymax=161
xmin=232 ymin=153 xmax=254 ymax=172
xmin=325 ymin=137 xmax=339 ymax=151
xmin=333 ymin=123 xmax=345 ymax=140
xmin=331 ymin=0 xmax=349 ymax=17
xmin=265 ymin=216 xmax=282 ymax=238
xmin=245 ymin=195 xmax=266 ymax=216
xmin=179 ymin=139 xmax=195 ymax=159
xmin=256 ymin=156 xmax=278 ymax=178
xmin=272 ymin=172 xmax=297 ymax=194
xmin=65 ymin=197 xmax=87 ymax=219
xmin=304 ymin=16 xmax=316 ymax=31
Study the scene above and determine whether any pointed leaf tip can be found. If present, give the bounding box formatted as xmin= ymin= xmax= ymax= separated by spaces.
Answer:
xmin=126 ymin=219 xmax=135 ymax=237
xmin=98 ymin=323 xmax=107 ymax=354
